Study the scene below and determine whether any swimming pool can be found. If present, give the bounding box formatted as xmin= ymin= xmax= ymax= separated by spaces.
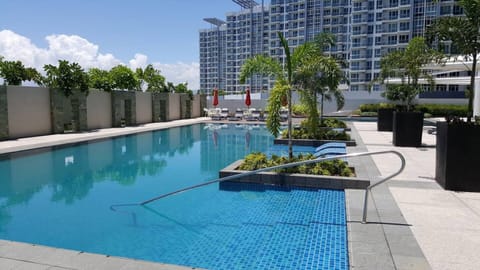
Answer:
xmin=0 ymin=124 xmax=348 ymax=270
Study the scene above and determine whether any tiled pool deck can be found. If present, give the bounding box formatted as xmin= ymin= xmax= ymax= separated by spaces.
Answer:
xmin=0 ymin=117 xmax=479 ymax=269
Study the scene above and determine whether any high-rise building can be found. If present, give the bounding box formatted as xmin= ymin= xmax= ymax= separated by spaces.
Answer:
xmin=199 ymin=0 xmax=465 ymax=95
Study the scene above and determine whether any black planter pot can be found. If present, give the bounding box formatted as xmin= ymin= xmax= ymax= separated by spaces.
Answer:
xmin=377 ymin=108 xmax=394 ymax=131
xmin=392 ymin=111 xmax=424 ymax=147
xmin=435 ymin=122 xmax=480 ymax=191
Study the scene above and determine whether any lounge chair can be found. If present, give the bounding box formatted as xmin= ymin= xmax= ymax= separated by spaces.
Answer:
xmin=260 ymin=111 xmax=268 ymax=121
xmin=210 ymin=108 xmax=221 ymax=120
xmin=280 ymin=109 xmax=288 ymax=122
xmin=220 ymin=108 xmax=229 ymax=119
xmin=245 ymin=108 xmax=259 ymax=121
xmin=229 ymin=109 xmax=243 ymax=121
xmin=251 ymin=109 xmax=261 ymax=121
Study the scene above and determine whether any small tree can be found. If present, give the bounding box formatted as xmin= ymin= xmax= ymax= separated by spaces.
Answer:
xmin=240 ymin=32 xmax=297 ymax=158
xmin=294 ymin=33 xmax=344 ymax=135
xmin=44 ymin=60 xmax=89 ymax=97
xmin=135 ymin=64 xmax=167 ymax=92
xmin=88 ymin=68 xmax=114 ymax=92
xmin=376 ymin=37 xmax=443 ymax=111
xmin=427 ymin=0 xmax=480 ymax=118
xmin=109 ymin=65 xmax=139 ymax=91
xmin=0 ymin=58 xmax=43 ymax=86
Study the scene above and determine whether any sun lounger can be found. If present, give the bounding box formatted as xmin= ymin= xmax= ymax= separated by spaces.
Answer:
xmin=245 ymin=108 xmax=261 ymax=121
xmin=229 ymin=109 xmax=244 ymax=121
xmin=260 ymin=111 xmax=268 ymax=121
xmin=280 ymin=109 xmax=288 ymax=122
xmin=220 ymin=108 xmax=229 ymax=119
xmin=251 ymin=109 xmax=261 ymax=120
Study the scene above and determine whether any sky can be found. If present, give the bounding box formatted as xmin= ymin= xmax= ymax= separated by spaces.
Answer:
xmin=0 ymin=0 xmax=251 ymax=90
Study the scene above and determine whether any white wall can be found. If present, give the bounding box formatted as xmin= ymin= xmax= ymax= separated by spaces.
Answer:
xmin=192 ymin=95 xmax=201 ymax=117
xmin=86 ymin=90 xmax=112 ymax=130
xmin=135 ymin=92 xmax=153 ymax=124
xmin=168 ymin=93 xmax=181 ymax=120
xmin=7 ymin=86 xmax=51 ymax=138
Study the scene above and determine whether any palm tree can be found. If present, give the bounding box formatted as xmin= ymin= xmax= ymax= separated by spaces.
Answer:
xmin=240 ymin=32 xmax=344 ymax=158
xmin=427 ymin=0 xmax=480 ymax=118
xmin=239 ymin=32 xmax=303 ymax=159
xmin=294 ymin=33 xmax=345 ymax=134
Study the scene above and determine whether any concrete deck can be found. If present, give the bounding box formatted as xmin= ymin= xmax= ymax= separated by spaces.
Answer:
xmin=350 ymin=121 xmax=480 ymax=270
xmin=0 ymin=118 xmax=478 ymax=269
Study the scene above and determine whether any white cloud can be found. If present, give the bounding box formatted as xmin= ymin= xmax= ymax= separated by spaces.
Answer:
xmin=152 ymin=62 xmax=200 ymax=90
xmin=0 ymin=30 xmax=200 ymax=89
xmin=129 ymin=53 xmax=148 ymax=70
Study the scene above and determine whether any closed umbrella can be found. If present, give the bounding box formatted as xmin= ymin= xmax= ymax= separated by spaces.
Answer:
xmin=213 ymin=88 xmax=219 ymax=107
xmin=245 ymin=87 xmax=251 ymax=108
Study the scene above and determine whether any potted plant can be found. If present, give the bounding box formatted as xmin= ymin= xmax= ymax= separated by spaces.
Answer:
xmin=375 ymin=37 xmax=443 ymax=147
xmin=427 ymin=0 xmax=480 ymax=191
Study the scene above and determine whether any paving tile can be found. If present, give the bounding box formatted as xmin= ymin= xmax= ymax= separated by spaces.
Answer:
xmin=0 ymin=258 xmax=21 ymax=270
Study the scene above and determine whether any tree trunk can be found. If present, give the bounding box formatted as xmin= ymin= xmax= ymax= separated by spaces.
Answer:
xmin=320 ymin=93 xmax=324 ymax=124
xmin=287 ymin=88 xmax=293 ymax=160
xmin=471 ymin=53 xmax=478 ymax=118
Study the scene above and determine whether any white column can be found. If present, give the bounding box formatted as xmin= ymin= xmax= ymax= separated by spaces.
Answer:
xmin=474 ymin=74 xmax=480 ymax=117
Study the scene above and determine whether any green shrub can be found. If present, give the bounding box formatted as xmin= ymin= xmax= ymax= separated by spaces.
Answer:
xmin=281 ymin=128 xmax=351 ymax=140
xmin=320 ymin=118 xmax=347 ymax=128
xmin=292 ymin=104 xmax=309 ymax=116
xmin=238 ymin=152 xmax=354 ymax=177
xmin=360 ymin=111 xmax=378 ymax=117
xmin=415 ymin=104 xmax=468 ymax=117
xmin=358 ymin=103 xmax=468 ymax=116
xmin=359 ymin=103 xmax=394 ymax=112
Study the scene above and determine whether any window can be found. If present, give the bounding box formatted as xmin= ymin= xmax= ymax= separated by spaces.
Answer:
xmin=399 ymin=34 xmax=409 ymax=43
xmin=353 ymin=14 xmax=362 ymax=23
xmin=400 ymin=9 xmax=410 ymax=18
xmin=440 ymin=5 xmax=451 ymax=15
xmin=389 ymin=11 xmax=398 ymax=20
xmin=388 ymin=35 xmax=397 ymax=45
xmin=399 ymin=22 xmax=410 ymax=31
xmin=351 ymin=50 xmax=360 ymax=59
xmin=388 ymin=23 xmax=397 ymax=32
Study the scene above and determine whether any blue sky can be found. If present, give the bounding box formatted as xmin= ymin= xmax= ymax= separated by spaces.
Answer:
xmin=0 ymin=0 xmax=250 ymax=89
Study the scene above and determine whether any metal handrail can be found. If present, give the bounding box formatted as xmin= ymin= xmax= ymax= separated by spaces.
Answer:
xmin=110 ymin=150 xmax=405 ymax=224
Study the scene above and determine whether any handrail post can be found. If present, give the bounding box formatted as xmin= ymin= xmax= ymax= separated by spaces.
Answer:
xmin=362 ymin=188 xmax=370 ymax=224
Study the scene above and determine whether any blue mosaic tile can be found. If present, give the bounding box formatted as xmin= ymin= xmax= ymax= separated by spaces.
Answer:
xmin=132 ymin=182 xmax=349 ymax=270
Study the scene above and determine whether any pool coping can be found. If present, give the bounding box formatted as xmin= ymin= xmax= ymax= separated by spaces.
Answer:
xmin=345 ymin=123 xmax=431 ymax=269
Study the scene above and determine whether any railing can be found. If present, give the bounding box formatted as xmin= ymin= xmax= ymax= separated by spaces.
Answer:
xmin=110 ymin=150 xmax=405 ymax=224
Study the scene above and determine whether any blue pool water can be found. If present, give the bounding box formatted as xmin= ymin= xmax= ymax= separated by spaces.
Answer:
xmin=0 ymin=124 xmax=348 ymax=270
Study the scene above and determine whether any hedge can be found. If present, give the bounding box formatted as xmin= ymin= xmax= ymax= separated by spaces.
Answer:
xmin=359 ymin=103 xmax=468 ymax=117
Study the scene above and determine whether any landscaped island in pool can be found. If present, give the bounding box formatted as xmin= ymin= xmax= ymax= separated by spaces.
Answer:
xmin=0 ymin=124 xmax=348 ymax=270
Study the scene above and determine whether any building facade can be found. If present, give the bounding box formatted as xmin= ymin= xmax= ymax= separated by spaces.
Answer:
xmin=199 ymin=0 xmax=465 ymax=95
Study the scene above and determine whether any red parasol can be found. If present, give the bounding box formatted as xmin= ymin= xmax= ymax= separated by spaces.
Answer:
xmin=245 ymin=87 xmax=251 ymax=108
xmin=213 ymin=88 xmax=219 ymax=107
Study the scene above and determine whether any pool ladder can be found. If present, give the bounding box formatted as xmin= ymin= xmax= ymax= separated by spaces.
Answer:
xmin=111 ymin=150 xmax=405 ymax=224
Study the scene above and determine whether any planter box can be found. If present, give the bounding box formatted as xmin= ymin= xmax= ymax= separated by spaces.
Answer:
xmin=435 ymin=122 xmax=480 ymax=192
xmin=392 ymin=111 xmax=424 ymax=147
xmin=274 ymin=138 xmax=356 ymax=147
xmin=219 ymin=160 xmax=369 ymax=190
xmin=377 ymin=108 xmax=394 ymax=131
